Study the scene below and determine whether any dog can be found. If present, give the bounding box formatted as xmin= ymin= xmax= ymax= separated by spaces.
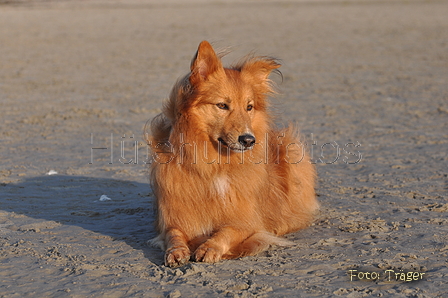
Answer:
xmin=146 ymin=41 xmax=318 ymax=267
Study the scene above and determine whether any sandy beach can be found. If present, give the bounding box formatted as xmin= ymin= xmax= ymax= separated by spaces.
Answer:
xmin=1 ymin=0 xmax=447 ymax=297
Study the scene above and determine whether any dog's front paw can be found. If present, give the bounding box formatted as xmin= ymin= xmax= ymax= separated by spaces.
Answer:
xmin=194 ymin=244 xmax=223 ymax=263
xmin=165 ymin=246 xmax=191 ymax=267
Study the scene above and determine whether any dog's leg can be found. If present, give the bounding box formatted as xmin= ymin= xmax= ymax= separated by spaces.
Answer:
xmin=193 ymin=227 xmax=248 ymax=263
xmin=164 ymin=228 xmax=191 ymax=267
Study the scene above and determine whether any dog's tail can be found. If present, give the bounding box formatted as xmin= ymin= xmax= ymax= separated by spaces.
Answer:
xmin=223 ymin=232 xmax=294 ymax=260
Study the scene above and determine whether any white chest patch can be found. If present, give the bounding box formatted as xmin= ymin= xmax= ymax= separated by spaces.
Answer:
xmin=213 ymin=175 xmax=229 ymax=198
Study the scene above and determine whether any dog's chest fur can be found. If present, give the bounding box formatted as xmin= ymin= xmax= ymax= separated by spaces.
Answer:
xmin=213 ymin=175 xmax=229 ymax=198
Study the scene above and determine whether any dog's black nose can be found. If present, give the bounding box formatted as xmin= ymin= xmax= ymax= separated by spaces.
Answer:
xmin=238 ymin=134 xmax=256 ymax=148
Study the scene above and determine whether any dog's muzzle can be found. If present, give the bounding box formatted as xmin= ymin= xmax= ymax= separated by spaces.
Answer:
xmin=218 ymin=134 xmax=256 ymax=152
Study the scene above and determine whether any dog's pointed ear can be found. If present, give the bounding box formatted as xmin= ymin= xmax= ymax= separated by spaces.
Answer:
xmin=242 ymin=57 xmax=281 ymax=82
xmin=190 ymin=41 xmax=223 ymax=85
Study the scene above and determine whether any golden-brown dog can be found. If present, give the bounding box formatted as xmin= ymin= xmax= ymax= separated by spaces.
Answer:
xmin=146 ymin=41 xmax=318 ymax=267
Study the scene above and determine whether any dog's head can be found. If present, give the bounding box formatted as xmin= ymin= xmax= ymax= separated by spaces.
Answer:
xmin=181 ymin=41 xmax=280 ymax=152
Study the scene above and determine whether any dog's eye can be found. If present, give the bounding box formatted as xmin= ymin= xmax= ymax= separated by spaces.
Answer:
xmin=247 ymin=105 xmax=254 ymax=111
xmin=216 ymin=103 xmax=229 ymax=110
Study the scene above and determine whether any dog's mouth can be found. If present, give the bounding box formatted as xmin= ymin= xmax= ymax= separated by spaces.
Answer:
xmin=217 ymin=136 xmax=255 ymax=152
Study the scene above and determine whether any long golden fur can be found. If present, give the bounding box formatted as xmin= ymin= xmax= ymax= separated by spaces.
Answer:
xmin=146 ymin=41 xmax=318 ymax=267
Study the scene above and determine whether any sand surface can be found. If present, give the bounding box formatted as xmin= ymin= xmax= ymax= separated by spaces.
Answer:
xmin=1 ymin=0 xmax=447 ymax=297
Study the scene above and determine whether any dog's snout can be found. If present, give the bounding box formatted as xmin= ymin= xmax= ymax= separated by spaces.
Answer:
xmin=238 ymin=134 xmax=256 ymax=148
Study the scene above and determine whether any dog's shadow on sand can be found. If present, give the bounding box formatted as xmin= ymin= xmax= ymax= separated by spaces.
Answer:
xmin=2 ymin=175 xmax=164 ymax=265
